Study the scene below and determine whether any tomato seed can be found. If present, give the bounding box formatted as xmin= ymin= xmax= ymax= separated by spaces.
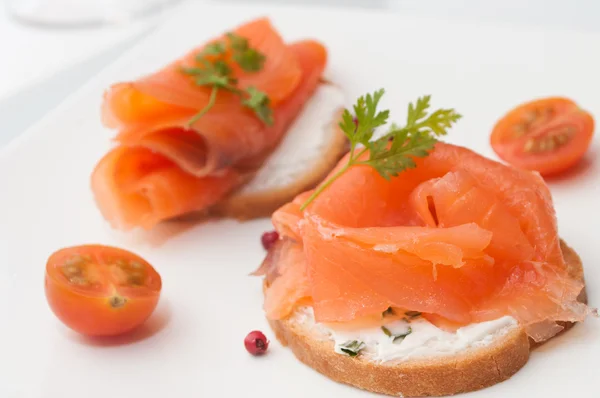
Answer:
xmin=115 ymin=259 xmax=127 ymax=267
xmin=524 ymin=139 xmax=535 ymax=152
xmin=513 ymin=123 xmax=527 ymax=137
xmin=523 ymin=125 xmax=575 ymax=153
xmin=519 ymin=107 xmax=555 ymax=136
xmin=128 ymin=272 xmax=145 ymax=286
xmin=65 ymin=255 xmax=86 ymax=268
xmin=109 ymin=296 xmax=127 ymax=308
xmin=63 ymin=265 xmax=81 ymax=275
xmin=68 ymin=276 xmax=88 ymax=285
xmin=523 ymin=110 xmax=537 ymax=125
xmin=555 ymin=134 xmax=569 ymax=145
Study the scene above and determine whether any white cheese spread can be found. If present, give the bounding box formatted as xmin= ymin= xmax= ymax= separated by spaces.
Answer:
xmin=238 ymin=83 xmax=345 ymax=193
xmin=292 ymin=306 xmax=517 ymax=363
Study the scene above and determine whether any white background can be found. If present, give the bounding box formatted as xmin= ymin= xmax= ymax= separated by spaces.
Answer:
xmin=1 ymin=0 xmax=600 ymax=148
xmin=0 ymin=1 xmax=599 ymax=397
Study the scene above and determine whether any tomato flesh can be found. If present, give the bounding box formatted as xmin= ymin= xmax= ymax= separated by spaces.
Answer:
xmin=490 ymin=97 xmax=595 ymax=176
xmin=45 ymin=245 xmax=162 ymax=337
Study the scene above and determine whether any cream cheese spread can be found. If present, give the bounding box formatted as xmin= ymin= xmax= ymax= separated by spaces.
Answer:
xmin=238 ymin=84 xmax=345 ymax=193
xmin=292 ymin=306 xmax=517 ymax=363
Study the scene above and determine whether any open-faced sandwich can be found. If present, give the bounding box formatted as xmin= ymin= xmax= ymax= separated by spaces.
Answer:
xmin=91 ymin=17 xmax=347 ymax=230
xmin=255 ymin=90 xmax=596 ymax=397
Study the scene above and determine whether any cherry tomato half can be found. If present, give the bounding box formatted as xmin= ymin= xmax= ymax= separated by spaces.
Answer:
xmin=45 ymin=245 xmax=162 ymax=337
xmin=490 ymin=97 xmax=594 ymax=176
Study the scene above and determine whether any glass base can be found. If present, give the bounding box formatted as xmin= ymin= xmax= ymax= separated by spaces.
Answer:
xmin=6 ymin=0 xmax=182 ymax=28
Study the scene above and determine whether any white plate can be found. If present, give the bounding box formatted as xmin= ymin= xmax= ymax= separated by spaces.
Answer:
xmin=1 ymin=2 xmax=599 ymax=397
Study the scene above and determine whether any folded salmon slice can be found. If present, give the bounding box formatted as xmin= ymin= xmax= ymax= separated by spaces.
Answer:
xmin=102 ymin=18 xmax=307 ymax=176
xmin=92 ymin=18 xmax=327 ymax=230
xmin=91 ymin=147 xmax=242 ymax=229
xmin=267 ymin=142 xmax=592 ymax=342
xmin=103 ymin=18 xmax=301 ymax=126
xmin=262 ymin=239 xmax=311 ymax=320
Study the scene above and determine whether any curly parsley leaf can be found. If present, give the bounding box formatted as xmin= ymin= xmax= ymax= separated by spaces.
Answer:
xmin=227 ymin=33 xmax=266 ymax=72
xmin=200 ymin=42 xmax=226 ymax=57
xmin=183 ymin=32 xmax=272 ymax=127
xmin=344 ymin=89 xmax=389 ymax=146
xmin=300 ymin=89 xmax=461 ymax=210
xmin=242 ymin=86 xmax=273 ymax=125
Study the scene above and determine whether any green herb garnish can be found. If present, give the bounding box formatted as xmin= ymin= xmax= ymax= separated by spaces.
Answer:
xmin=226 ymin=32 xmax=266 ymax=72
xmin=182 ymin=32 xmax=273 ymax=127
xmin=299 ymin=89 xmax=461 ymax=210
xmin=339 ymin=340 xmax=365 ymax=357
xmin=392 ymin=327 xmax=412 ymax=343
xmin=381 ymin=325 xmax=413 ymax=343
xmin=242 ymin=86 xmax=272 ymax=124
xmin=382 ymin=307 xmax=395 ymax=317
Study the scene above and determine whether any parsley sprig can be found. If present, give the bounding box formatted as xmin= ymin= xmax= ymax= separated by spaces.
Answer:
xmin=299 ymin=89 xmax=462 ymax=210
xmin=182 ymin=33 xmax=273 ymax=127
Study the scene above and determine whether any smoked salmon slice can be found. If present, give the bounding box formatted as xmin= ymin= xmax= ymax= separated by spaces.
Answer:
xmin=92 ymin=18 xmax=328 ymax=230
xmin=265 ymin=142 xmax=592 ymax=342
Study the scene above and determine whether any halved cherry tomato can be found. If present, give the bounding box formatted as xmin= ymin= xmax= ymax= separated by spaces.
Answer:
xmin=490 ymin=97 xmax=594 ymax=176
xmin=45 ymin=245 xmax=162 ymax=337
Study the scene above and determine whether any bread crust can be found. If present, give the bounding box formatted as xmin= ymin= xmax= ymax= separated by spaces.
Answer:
xmin=266 ymin=240 xmax=586 ymax=397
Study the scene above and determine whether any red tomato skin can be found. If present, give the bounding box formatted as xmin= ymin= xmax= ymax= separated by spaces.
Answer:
xmin=490 ymin=99 xmax=595 ymax=176
xmin=44 ymin=275 xmax=160 ymax=336
xmin=45 ymin=245 xmax=162 ymax=337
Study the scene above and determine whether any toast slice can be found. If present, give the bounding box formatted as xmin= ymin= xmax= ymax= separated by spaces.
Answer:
xmin=266 ymin=240 xmax=586 ymax=397
xmin=215 ymin=83 xmax=348 ymax=219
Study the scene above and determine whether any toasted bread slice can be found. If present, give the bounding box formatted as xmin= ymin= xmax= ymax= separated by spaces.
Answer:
xmin=216 ymin=83 xmax=347 ymax=219
xmin=266 ymin=240 xmax=586 ymax=397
